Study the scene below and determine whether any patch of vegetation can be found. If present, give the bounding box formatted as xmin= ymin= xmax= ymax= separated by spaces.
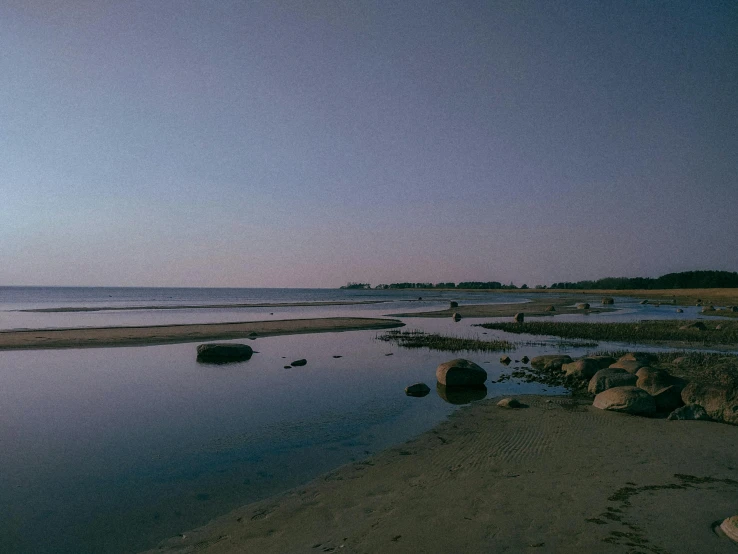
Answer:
xmin=376 ymin=330 xmax=516 ymax=352
xmin=550 ymin=270 xmax=738 ymax=290
xmin=479 ymin=320 xmax=738 ymax=347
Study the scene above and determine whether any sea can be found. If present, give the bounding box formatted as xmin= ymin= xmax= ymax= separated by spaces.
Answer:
xmin=0 ymin=287 xmax=728 ymax=553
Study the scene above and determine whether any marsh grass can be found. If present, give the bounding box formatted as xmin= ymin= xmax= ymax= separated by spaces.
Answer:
xmin=376 ymin=330 xmax=516 ymax=352
xmin=479 ymin=320 xmax=738 ymax=346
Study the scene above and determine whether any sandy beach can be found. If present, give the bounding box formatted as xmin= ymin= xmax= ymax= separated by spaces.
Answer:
xmin=146 ymin=395 xmax=738 ymax=553
xmin=0 ymin=317 xmax=404 ymax=350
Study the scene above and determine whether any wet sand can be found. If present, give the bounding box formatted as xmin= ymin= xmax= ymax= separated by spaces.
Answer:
xmin=390 ymin=297 xmax=615 ymax=318
xmin=0 ymin=317 xmax=404 ymax=350
xmin=146 ymin=395 xmax=738 ymax=553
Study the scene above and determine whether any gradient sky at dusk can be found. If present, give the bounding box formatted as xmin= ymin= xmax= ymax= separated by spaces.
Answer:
xmin=2 ymin=1 xmax=737 ymax=287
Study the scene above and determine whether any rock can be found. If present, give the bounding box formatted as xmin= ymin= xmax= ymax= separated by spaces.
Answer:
xmin=405 ymin=383 xmax=431 ymax=397
xmin=497 ymin=398 xmax=524 ymax=408
xmin=576 ymin=302 xmax=590 ymax=310
xmin=544 ymin=305 xmax=556 ymax=312
xmin=531 ymin=355 xmax=573 ymax=371
xmin=592 ymin=386 xmax=656 ymax=415
xmin=640 ymin=300 xmax=648 ymax=304
xmin=676 ymin=308 xmax=683 ymax=313
xmin=449 ymin=301 xmax=459 ymax=308
xmin=436 ymin=358 xmax=487 ymax=387
xmin=620 ymin=352 xmax=657 ymax=364
xmin=452 ymin=312 xmax=461 ymax=321
xmin=681 ymin=382 xmax=738 ymax=425
xmin=588 ymin=368 xmax=637 ymax=395
xmin=290 ymin=359 xmax=307 ymax=366
xmin=580 ymin=355 xmax=616 ymax=369
xmin=513 ymin=312 xmax=524 ymax=323
xmin=562 ymin=359 xmax=601 ymax=380
xmin=499 ymin=355 xmax=511 ymax=364
xmin=716 ymin=324 xmax=723 ymax=330
xmin=652 ymin=385 xmax=684 ymax=412
xmin=196 ymin=343 xmax=254 ymax=363
xmin=667 ymin=404 xmax=710 ymax=421
xmin=701 ymin=306 xmax=714 ymax=313
xmin=731 ymin=306 xmax=738 ymax=313
xmin=720 ymin=515 xmax=738 ymax=542
xmin=601 ymin=297 xmax=615 ymax=305
xmin=609 ymin=355 xmax=652 ymax=374
xmin=635 ymin=367 xmax=684 ymax=395
xmin=679 ymin=321 xmax=706 ymax=331
xmin=436 ymin=383 xmax=487 ymax=405
xmin=521 ymin=356 xmax=530 ymax=364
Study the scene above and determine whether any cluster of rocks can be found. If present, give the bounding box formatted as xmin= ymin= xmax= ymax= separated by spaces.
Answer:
xmin=530 ymin=351 xmax=738 ymax=424
xmin=406 ymin=358 xmax=489 ymax=402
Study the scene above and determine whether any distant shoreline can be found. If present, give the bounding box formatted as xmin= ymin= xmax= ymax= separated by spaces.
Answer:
xmin=0 ymin=317 xmax=405 ymax=350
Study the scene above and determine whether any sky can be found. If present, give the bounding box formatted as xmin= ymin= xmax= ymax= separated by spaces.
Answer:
xmin=1 ymin=0 xmax=737 ymax=288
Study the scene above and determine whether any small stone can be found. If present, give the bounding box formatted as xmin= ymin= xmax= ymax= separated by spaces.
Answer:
xmin=676 ymin=308 xmax=683 ymax=313
xmin=290 ymin=359 xmax=307 ymax=366
xmin=521 ymin=356 xmax=530 ymax=364
xmin=513 ymin=312 xmax=524 ymax=323
xmin=500 ymin=355 xmax=511 ymax=364
xmin=497 ymin=398 xmax=524 ymax=408
xmin=405 ymin=383 xmax=431 ymax=397
xmin=452 ymin=312 xmax=461 ymax=321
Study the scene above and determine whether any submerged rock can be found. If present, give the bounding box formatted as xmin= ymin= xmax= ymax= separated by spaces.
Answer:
xmin=436 ymin=358 xmax=487 ymax=387
xmin=593 ymin=386 xmax=656 ymax=415
xmin=196 ymin=343 xmax=254 ymax=363
xmin=405 ymin=383 xmax=431 ymax=397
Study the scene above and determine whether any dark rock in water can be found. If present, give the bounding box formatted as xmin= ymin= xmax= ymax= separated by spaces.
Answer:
xmin=405 ymin=383 xmax=431 ymax=397
xmin=667 ymin=404 xmax=710 ymax=421
xmin=513 ymin=312 xmax=524 ymax=323
xmin=500 ymin=355 xmax=511 ymax=364
xmin=640 ymin=300 xmax=649 ymax=305
xmin=290 ymin=359 xmax=307 ymax=367
xmin=436 ymin=358 xmax=487 ymax=386
xmin=676 ymin=308 xmax=683 ymax=313
xmin=521 ymin=356 xmax=530 ymax=364
xmin=449 ymin=301 xmax=459 ymax=308
xmin=731 ymin=306 xmax=738 ymax=313
xmin=588 ymin=368 xmax=637 ymax=395
xmin=283 ymin=365 xmax=291 ymax=369
xmin=385 ymin=353 xmax=394 ymax=356
xmin=452 ymin=312 xmax=462 ymax=321
xmin=593 ymin=386 xmax=656 ymax=415
xmin=544 ymin=305 xmax=556 ymax=312
xmin=601 ymin=297 xmax=615 ymax=305
xmin=497 ymin=397 xmax=525 ymax=408
xmin=576 ymin=302 xmax=590 ymax=310
xmin=196 ymin=343 xmax=254 ymax=363
xmin=436 ymin=383 xmax=487 ymax=405
xmin=531 ymin=354 xmax=573 ymax=371
xmin=333 ymin=355 xmax=342 ymax=358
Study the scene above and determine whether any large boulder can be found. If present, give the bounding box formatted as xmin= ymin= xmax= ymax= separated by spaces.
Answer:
xmin=609 ymin=354 xmax=653 ymax=374
xmin=436 ymin=358 xmax=487 ymax=387
xmin=196 ymin=343 xmax=254 ymax=363
xmin=593 ymin=386 xmax=656 ymax=415
xmin=681 ymin=382 xmax=738 ymax=425
xmin=588 ymin=368 xmax=637 ymax=395
xmin=531 ymin=355 xmax=573 ymax=371
xmin=635 ymin=367 xmax=684 ymax=395
xmin=562 ymin=359 xmax=601 ymax=380
xmin=581 ymin=355 xmax=616 ymax=369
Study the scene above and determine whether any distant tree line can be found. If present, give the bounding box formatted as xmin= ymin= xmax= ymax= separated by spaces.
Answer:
xmin=549 ymin=271 xmax=738 ymax=290
xmin=347 ymin=281 xmax=527 ymax=290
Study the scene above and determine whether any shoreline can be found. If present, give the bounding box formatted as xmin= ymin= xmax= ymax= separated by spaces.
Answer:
xmin=0 ymin=317 xmax=405 ymax=350
xmin=145 ymin=394 xmax=738 ymax=553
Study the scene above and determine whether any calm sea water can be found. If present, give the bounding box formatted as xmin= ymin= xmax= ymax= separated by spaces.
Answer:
xmin=0 ymin=287 xmax=730 ymax=553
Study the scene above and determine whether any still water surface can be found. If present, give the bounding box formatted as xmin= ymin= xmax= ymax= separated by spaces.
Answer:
xmin=0 ymin=288 xmax=731 ymax=552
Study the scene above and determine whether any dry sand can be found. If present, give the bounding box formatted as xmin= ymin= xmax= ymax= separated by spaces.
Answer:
xmin=0 ymin=317 xmax=404 ymax=350
xmin=146 ymin=396 xmax=738 ymax=553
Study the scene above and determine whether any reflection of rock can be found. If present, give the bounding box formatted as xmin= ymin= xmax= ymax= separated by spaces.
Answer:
xmin=436 ymin=383 xmax=487 ymax=404
xmin=197 ymin=343 xmax=254 ymax=363
xmin=436 ymin=358 xmax=487 ymax=386
xmin=405 ymin=383 xmax=431 ymax=397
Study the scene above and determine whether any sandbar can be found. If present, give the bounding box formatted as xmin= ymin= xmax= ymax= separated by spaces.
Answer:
xmin=390 ymin=297 xmax=615 ymax=318
xmin=146 ymin=395 xmax=738 ymax=553
xmin=0 ymin=317 xmax=404 ymax=350
xmin=20 ymin=300 xmax=390 ymax=313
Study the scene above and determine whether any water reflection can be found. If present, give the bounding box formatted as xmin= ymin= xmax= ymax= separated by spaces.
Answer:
xmin=436 ymin=382 xmax=488 ymax=404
